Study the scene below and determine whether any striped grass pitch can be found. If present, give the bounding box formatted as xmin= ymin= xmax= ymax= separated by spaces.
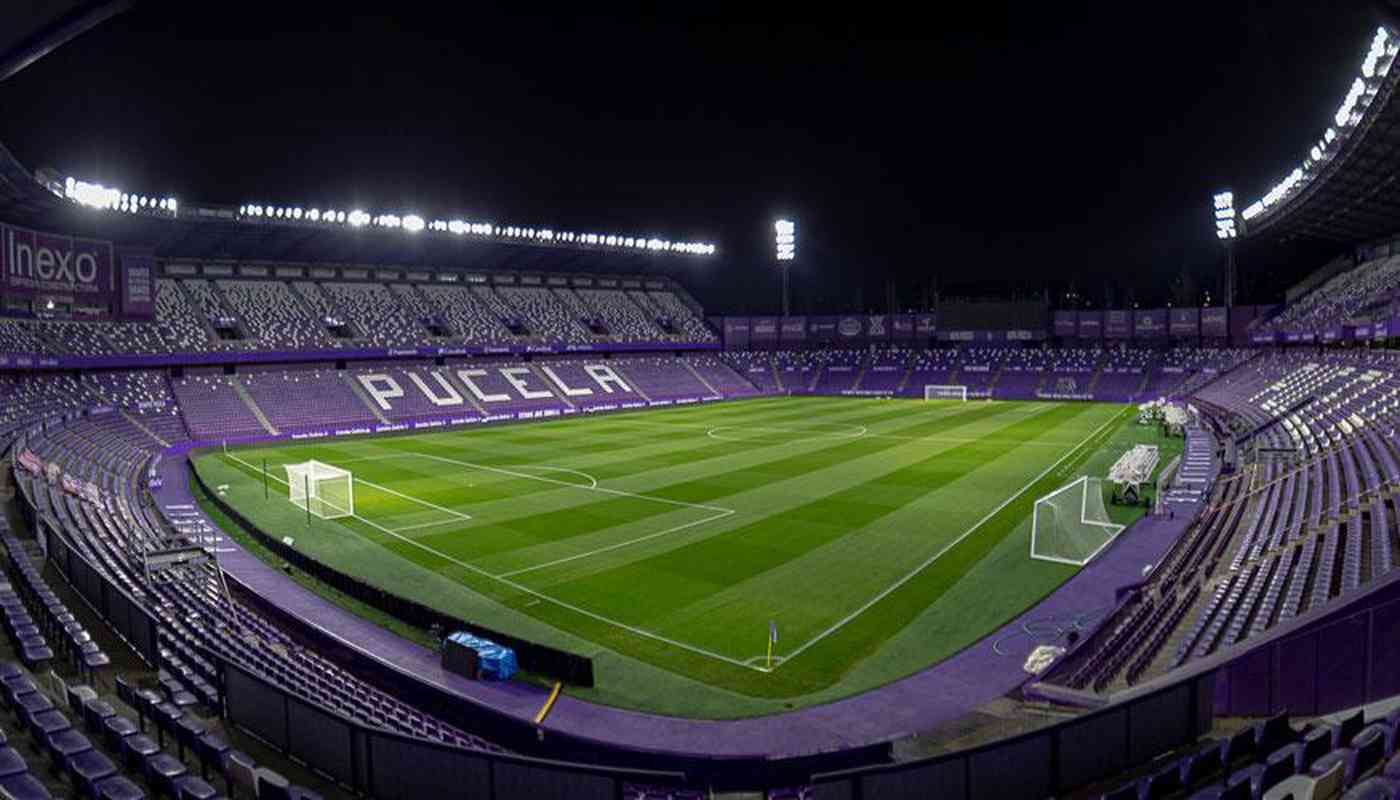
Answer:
xmin=198 ymin=395 xmax=1162 ymax=717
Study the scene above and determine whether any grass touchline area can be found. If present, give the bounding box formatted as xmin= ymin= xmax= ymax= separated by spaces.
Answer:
xmin=194 ymin=396 xmax=1179 ymax=718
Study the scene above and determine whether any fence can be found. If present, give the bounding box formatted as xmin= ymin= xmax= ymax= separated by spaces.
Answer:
xmin=190 ymin=458 xmax=595 ymax=686
xmin=221 ymin=659 xmax=684 ymax=800
xmin=810 ymin=673 xmax=1215 ymax=800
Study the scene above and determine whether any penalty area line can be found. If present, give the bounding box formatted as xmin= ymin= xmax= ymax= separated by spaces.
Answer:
xmin=220 ymin=452 xmax=762 ymax=673
xmin=775 ymin=406 xmax=1130 ymax=670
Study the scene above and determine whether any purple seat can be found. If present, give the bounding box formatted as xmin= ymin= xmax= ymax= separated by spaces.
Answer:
xmin=173 ymin=716 xmax=206 ymax=761
xmin=12 ymin=690 xmax=50 ymax=719
xmin=27 ymin=709 xmax=71 ymax=741
xmin=0 ymin=746 xmax=27 ymax=778
xmin=44 ymin=728 xmax=92 ymax=771
xmin=120 ymin=733 xmax=159 ymax=771
xmin=254 ymin=767 xmax=290 ymax=800
xmin=102 ymin=715 xmax=139 ymax=751
xmin=1342 ymin=779 xmax=1400 ymax=799
xmin=0 ymin=772 xmax=52 ymax=799
xmin=1 ymin=676 xmax=37 ymax=707
xmin=95 ymin=776 xmax=145 ymax=800
xmin=67 ymin=748 xmax=119 ymax=797
xmin=193 ymin=732 xmax=230 ymax=780
xmin=145 ymin=752 xmax=188 ymax=797
xmin=172 ymin=774 xmax=219 ymax=800
xmin=83 ymin=699 xmax=116 ymax=733
xmin=1312 ymin=747 xmax=1360 ymax=786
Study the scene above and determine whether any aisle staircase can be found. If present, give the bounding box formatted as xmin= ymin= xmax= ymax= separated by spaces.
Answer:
xmin=230 ymin=378 xmax=280 ymax=435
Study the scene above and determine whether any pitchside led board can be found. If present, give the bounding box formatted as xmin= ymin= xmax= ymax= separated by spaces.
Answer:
xmin=0 ymin=222 xmax=155 ymax=321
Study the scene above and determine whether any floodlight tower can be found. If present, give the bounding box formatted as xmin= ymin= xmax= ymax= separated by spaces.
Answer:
xmin=1212 ymin=191 xmax=1238 ymax=308
xmin=775 ymin=219 xmax=796 ymax=316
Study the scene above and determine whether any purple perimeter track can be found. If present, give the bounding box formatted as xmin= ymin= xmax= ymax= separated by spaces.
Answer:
xmin=157 ymin=443 xmax=1200 ymax=759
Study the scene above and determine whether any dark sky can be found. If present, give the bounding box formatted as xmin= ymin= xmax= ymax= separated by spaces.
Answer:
xmin=0 ymin=1 xmax=1387 ymax=314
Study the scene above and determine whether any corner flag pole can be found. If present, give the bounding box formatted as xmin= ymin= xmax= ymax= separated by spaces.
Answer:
xmin=767 ymin=620 xmax=777 ymax=670
xmin=263 ymin=459 xmax=269 ymax=500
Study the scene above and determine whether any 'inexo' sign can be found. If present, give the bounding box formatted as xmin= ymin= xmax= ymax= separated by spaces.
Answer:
xmin=2 ymin=222 xmax=114 ymax=299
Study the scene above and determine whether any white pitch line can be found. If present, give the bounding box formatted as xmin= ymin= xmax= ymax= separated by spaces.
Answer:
xmin=223 ymin=453 xmax=470 ymax=527
xmin=389 ymin=519 xmax=471 ymax=533
xmin=775 ymin=406 xmax=1130 ymax=669
xmin=222 ymin=450 xmax=758 ymax=671
xmin=403 ymin=451 xmax=734 ymax=515
xmin=283 ymin=472 xmax=762 ymax=672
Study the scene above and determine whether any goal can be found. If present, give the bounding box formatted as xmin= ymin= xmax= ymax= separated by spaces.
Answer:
xmin=1029 ymin=476 xmax=1124 ymax=566
xmin=285 ymin=460 xmax=354 ymax=520
xmin=924 ymin=385 xmax=968 ymax=402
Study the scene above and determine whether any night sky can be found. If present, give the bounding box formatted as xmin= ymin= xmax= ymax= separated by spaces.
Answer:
xmin=0 ymin=1 xmax=1387 ymax=314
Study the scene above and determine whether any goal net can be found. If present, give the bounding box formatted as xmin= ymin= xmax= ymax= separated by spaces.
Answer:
xmin=924 ymin=385 xmax=967 ymax=402
xmin=285 ymin=460 xmax=354 ymax=520
xmin=1029 ymin=476 xmax=1124 ymax=566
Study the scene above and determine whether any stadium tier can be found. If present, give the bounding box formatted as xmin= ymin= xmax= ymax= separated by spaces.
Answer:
xmin=6 ymin=265 xmax=1400 ymax=797
xmin=12 ymin=12 xmax=1400 ymax=797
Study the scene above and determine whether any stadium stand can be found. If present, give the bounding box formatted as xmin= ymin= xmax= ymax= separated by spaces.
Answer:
xmin=1261 ymin=254 xmax=1400 ymax=334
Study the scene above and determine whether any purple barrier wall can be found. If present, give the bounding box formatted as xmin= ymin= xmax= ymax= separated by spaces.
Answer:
xmin=1054 ymin=311 xmax=1077 ymax=338
xmin=722 ymin=317 xmax=750 ymax=350
xmin=1077 ymin=310 xmax=1102 ymax=340
xmin=836 ymin=315 xmax=864 ymax=344
xmin=780 ymin=316 xmax=807 ymax=347
xmin=1213 ymin=573 xmax=1400 ymax=717
xmin=809 ymin=316 xmax=838 ymax=345
xmin=751 ymin=316 xmax=779 ymax=348
xmin=1201 ymin=307 xmax=1227 ymax=338
xmin=1169 ymin=308 xmax=1199 ymax=338
xmin=915 ymin=313 xmax=936 ymax=342
xmin=1134 ymin=308 xmax=1167 ymax=339
xmin=0 ymin=339 xmax=722 ymax=372
xmin=866 ymin=315 xmax=889 ymax=343
xmin=1104 ymin=310 xmax=1130 ymax=339
xmin=892 ymin=314 xmax=915 ymax=342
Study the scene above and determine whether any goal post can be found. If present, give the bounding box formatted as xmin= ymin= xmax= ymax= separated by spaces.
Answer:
xmin=285 ymin=460 xmax=354 ymax=520
xmin=1029 ymin=476 xmax=1124 ymax=566
xmin=924 ymin=385 xmax=968 ymax=402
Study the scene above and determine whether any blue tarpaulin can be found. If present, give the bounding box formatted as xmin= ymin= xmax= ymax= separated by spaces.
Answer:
xmin=446 ymin=632 xmax=517 ymax=681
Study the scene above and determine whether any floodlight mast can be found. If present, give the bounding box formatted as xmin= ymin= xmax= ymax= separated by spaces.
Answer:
xmin=1212 ymin=191 xmax=1238 ymax=309
xmin=775 ymin=219 xmax=796 ymax=316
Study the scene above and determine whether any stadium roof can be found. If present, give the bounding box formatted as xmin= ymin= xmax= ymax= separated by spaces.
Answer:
xmin=0 ymin=143 xmax=711 ymax=274
xmin=0 ymin=1 xmax=130 ymax=84
xmin=1237 ymin=26 xmax=1400 ymax=245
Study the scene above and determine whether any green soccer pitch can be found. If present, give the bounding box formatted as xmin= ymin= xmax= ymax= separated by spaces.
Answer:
xmin=193 ymin=396 xmax=1179 ymax=718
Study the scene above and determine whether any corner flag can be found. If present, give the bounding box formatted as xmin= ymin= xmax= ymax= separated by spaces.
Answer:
xmin=766 ymin=620 xmax=778 ymax=670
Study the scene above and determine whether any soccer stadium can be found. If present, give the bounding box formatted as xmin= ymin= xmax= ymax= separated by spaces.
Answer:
xmin=5 ymin=3 xmax=1400 ymax=800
